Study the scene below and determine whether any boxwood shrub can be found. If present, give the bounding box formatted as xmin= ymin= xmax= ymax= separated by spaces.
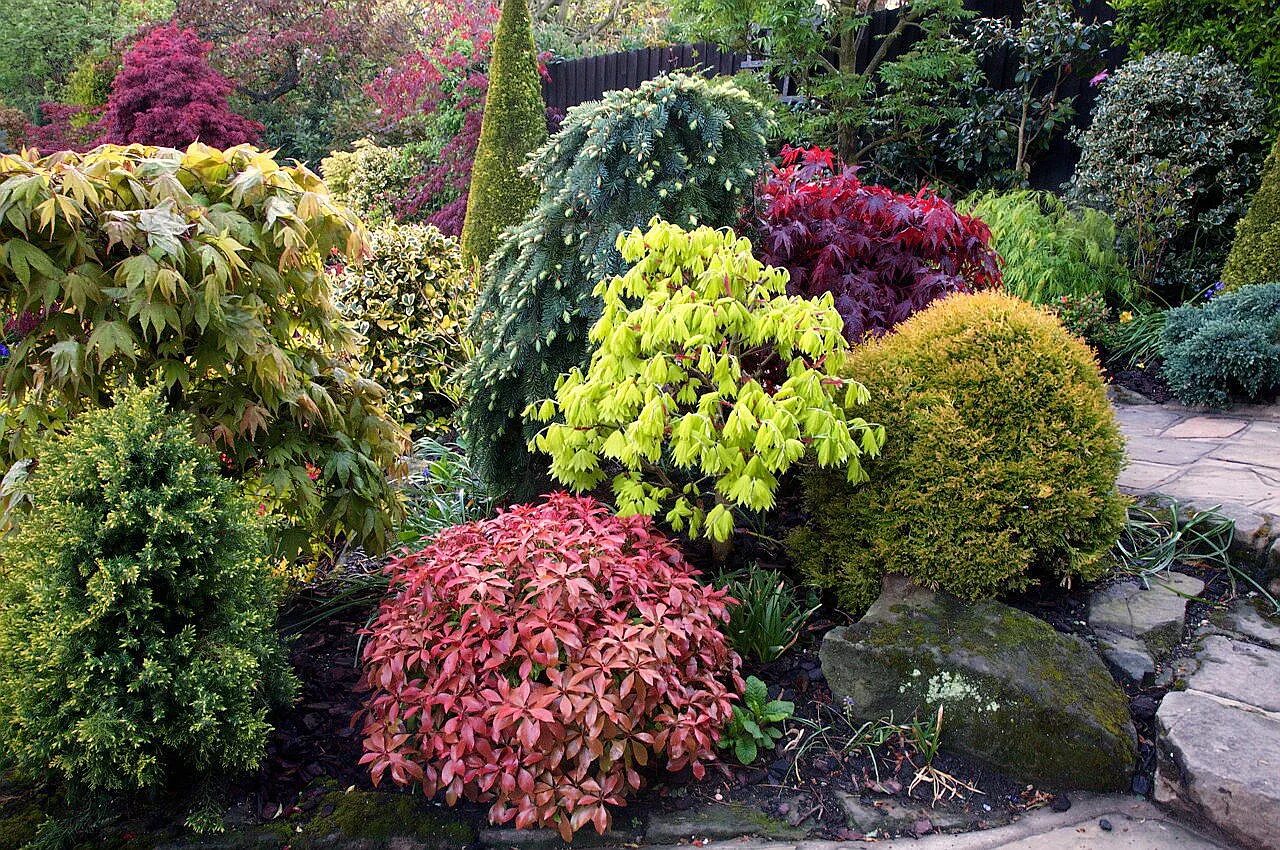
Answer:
xmin=790 ymin=292 xmax=1128 ymax=613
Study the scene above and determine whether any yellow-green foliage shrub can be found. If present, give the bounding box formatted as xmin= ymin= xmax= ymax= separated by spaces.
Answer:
xmin=790 ymin=291 xmax=1127 ymax=612
xmin=1223 ymin=137 xmax=1280 ymax=290
xmin=321 ymin=139 xmax=425 ymax=225
xmin=530 ymin=220 xmax=883 ymax=543
xmin=334 ymin=224 xmax=474 ymax=428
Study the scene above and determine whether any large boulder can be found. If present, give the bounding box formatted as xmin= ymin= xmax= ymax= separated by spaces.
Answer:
xmin=821 ymin=578 xmax=1136 ymax=790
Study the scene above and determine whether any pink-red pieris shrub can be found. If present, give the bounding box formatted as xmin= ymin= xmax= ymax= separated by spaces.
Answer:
xmin=358 ymin=493 xmax=741 ymax=839
xmin=755 ymin=145 xmax=1003 ymax=342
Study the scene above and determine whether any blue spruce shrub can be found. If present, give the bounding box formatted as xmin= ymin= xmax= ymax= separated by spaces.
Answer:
xmin=1161 ymin=282 xmax=1280 ymax=407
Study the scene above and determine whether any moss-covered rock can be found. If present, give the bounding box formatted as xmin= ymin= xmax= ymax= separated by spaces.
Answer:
xmin=290 ymin=791 xmax=475 ymax=850
xmin=820 ymin=577 xmax=1136 ymax=791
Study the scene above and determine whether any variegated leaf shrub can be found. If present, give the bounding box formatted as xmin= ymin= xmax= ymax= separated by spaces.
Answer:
xmin=529 ymin=221 xmax=884 ymax=543
xmin=0 ymin=144 xmax=407 ymax=558
xmin=359 ymin=493 xmax=741 ymax=840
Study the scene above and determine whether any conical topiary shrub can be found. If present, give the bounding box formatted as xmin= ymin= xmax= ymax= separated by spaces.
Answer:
xmin=1223 ymin=137 xmax=1280 ymax=290
xmin=458 ymin=0 xmax=547 ymax=268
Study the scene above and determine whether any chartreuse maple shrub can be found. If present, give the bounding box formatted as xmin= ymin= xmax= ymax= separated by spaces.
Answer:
xmin=529 ymin=221 xmax=884 ymax=544
xmin=1223 ymin=137 xmax=1280 ymax=290
xmin=0 ymin=144 xmax=406 ymax=558
xmin=334 ymin=223 xmax=474 ymax=429
xmin=460 ymin=73 xmax=772 ymax=497
xmin=791 ymin=292 xmax=1127 ymax=613
xmin=0 ymin=387 xmax=295 ymax=796
xmin=359 ymin=492 xmax=740 ymax=840
xmin=754 ymin=146 xmax=1002 ymax=343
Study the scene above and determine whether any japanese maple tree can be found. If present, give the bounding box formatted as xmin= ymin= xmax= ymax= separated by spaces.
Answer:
xmin=359 ymin=493 xmax=741 ymax=839
xmin=754 ymin=146 xmax=1003 ymax=342
xmin=100 ymin=24 xmax=262 ymax=149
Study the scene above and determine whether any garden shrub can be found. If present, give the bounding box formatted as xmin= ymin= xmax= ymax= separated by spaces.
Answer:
xmin=1068 ymin=51 xmax=1266 ymax=295
xmin=359 ymin=492 xmax=740 ymax=840
xmin=754 ymin=146 xmax=1002 ymax=343
xmin=458 ymin=0 xmax=547 ymax=268
xmin=1161 ymin=282 xmax=1280 ymax=407
xmin=460 ymin=72 xmax=772 ymax=496
xmin=1223 ymin=137 xmax=1280 ymax=290
xmin=0 ymin=386 xmax=295 ymax=796
xmin=0 ymin=144 xmax=406 ymax=558
xmin=333 ymin=223 xmax=474 ymax=428
xmin=959 ymin=190 xmax=1135 ymax=305
xmin=790 ymin=291 xmax=1127 ymax=613
xmin=530 ymin=220 xmax=882 ymax=543
xmin=322 ymin=140 xmax=428 ymax=226
xmin=1046 ymin=292 xmax=1114 ymax=350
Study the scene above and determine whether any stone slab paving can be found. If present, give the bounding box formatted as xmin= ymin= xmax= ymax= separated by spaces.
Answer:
xmin=1112 ymin=398 xmax=1280 ymax=564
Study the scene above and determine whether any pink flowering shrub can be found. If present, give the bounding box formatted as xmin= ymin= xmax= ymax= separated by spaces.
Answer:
xmin=359 ymin=493 xmax=741 ymax=839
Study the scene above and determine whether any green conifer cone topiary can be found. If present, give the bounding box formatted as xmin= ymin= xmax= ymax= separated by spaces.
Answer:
xmin=459 ymin=0 xmax=547 ymax=268
xmin=1223 ymin=137 xmax=1280 ymax=290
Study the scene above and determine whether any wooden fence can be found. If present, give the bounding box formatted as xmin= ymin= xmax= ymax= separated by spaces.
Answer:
xmin=541 ymin=42 xmax=749 ymax=110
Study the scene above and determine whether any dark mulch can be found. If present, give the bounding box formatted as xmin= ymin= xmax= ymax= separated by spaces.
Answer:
xmin=1104 ymin=358 xmax=1173 ymax=403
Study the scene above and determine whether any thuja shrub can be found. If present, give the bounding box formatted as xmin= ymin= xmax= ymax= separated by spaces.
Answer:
xmin=0 ymin=387 xmax=295 ymax=795
xmin=1223 ymin=137 xmax=1280 ymax=290
xmin=460 ymin=72 xmax=772 ymax=497
xmin=790 ymin=292 xmax=1127 ymax=613
xmin=529 ymin=221 xmax=883 ymax=543
xmin=359 ymin=492 xmax=740 ymax=839
xmin=333 ymin=223 xmax=475 ymax=428
xmin=1161 ymin=282 xmax=1280 ymax=408
xmin=0 ymin=145 xmax=406 ymax=558
xmin=754 ymin=146 xmax=1002 ymax=343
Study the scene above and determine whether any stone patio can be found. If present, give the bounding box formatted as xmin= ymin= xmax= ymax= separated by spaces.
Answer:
xmin=1112 ymin=398 xmax=1280 ymax=565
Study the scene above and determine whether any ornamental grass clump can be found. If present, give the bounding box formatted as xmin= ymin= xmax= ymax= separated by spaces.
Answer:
xmin=529 ymin=220 xmax=884 ymax=544
xmin=359 ymin=493 xmax=740 ymax=840
xmin=0 ymin=387 xmax=295 ymax=797
xmin=0 ymin=144 xmax=406 ymax=558
xmin=791 ymin=291 xmax=1128 ymax=613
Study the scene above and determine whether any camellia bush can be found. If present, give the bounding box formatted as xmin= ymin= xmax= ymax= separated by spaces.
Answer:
xmin=530 ymin=221 xmax=883 ymax=544
xmin=0 ymin=144 xmax=406 ymax=558
xmin=333 ymin=223 xmax=475 ymax=428
xmin=1161 ymin=282 xmax=1280 ymax=408
xmin=0 ymin=387 xmax=295 ymax=796
xmin=460 ymin=72 xmax=772 ymax=496
xmin=1223 ymin=137 xmax=1280 ymax=290
xmin=754 ymin=146 xmax=1002 ymax=343
xmin=791 ymin=292 xmax=1127 ymax=612
xmin=359 ymin=492 xmax=740 ymax=840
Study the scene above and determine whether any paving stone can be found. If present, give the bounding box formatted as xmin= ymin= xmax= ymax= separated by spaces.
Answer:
xmin=1094 ymin=630 xmax=1155 ymax=684
xmin=1222 ymin=598 xmax=1280 ymax=649
xmin=1155 ymin=690 xmax=1280 ymax=850
xmin=643 ymin=802 xmax=805 ymax=844
xmin=1161 ymin=416 xmax=1249 ymax=440
xmin=1205 ymin=420 xmax=1280 ymax=469
xmin=1158 ymin=461 xmax=1280 ymax=509
xmin=1113 ymin=407 xmax=1186 ymax=437
xmin=836 ymin=794 xmax=972 ymax=835
xmin=1184 ymin=635 xmax=1280 ymax=712
xmin=1117 ymin=461 xmax=1182 ymax=492
xmin=1087 ymin=573 xmax=1205 ymax=658
xmin=1123 ymin=434 xmax=1218 ymax=466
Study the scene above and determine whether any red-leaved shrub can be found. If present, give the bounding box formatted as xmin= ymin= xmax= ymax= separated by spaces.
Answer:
xmin=754 ymin=146 xmax=1003 ymax=342
xmin=359 ymin=493 xmax=741 ymax=839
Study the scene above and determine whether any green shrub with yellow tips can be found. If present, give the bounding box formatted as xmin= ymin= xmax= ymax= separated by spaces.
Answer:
xmin=529 ymin=220 xmax=882 ymax=544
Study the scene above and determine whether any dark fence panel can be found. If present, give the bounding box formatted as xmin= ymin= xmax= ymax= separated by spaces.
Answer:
xmin=542 ymin=42 xmax=751 ymax=110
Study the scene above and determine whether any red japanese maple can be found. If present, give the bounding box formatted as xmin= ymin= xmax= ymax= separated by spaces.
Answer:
xmin=754 ymin=146 xmax=1003 ymax=342
xmin=359 ymin=493 xmax=741 ymax=839
xmin=100 ymin=24 xmax=262 ymax=149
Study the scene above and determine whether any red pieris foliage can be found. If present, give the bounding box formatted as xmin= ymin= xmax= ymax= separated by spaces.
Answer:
xmin=359 ymin=493 xmax=741 ymax=839
xmin=755 ymin=146 xmax=1002 ymax=342
xmin=100 ymin=24 xmax=262 ymax=149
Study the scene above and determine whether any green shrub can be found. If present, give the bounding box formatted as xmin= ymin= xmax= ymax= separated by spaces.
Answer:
xmin=1223 ymin=137 xmax=1280 ymax=289
xmin=1161 ymin=282 xmax=1280 ymax=407
xmin=717 ymin=565 xmax=819 ymax=663
xmin=960 ymin=190 xmax=1134 ymax=305
xmin=0 ymin=387 xmax=296 ymax=796
xmin=790 ymin=291 xmax=1127 ymax=613
xmin=1047 ymin=292 xmax=1113 ymax=349
xmin=460 ymin=73 xmax=772 ymax=496
xmin=321 ymin=139 xmax=426 ymax=225
xmin=458 ymin=0 xmax=547 ymax=268
xmin=0 ymin=144 xmax=406 ymax=559
xmin=334 ymin=223 xmax=474 ymax=428
xmin=1068 ymin=51 xmax=1266 ymax=295
xmin=529 ymin=221 xmax=881 ymax=544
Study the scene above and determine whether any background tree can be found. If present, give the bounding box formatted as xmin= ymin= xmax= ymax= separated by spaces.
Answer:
xmin=460 ymin=0 xmax=548 ymax=267
xmin=101 ymin=23 xmax=263 ymax=148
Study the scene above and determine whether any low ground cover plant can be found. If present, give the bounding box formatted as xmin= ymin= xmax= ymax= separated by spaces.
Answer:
xmin=1161 ymin=281 xmax=1280 ymax=407
xmin=0 ymin=387 xmax=295 ymax=797
xmin=718 ymin=676 xmax=794 ymax=765
xmin=791 ymin=291 xmax=1128 ymax=612
xmin=359 ymin=493 xmax=740 ymax=840
xmin=0 ymin=144 xmax=406 ymax=558
xmin=529 ymin=221 xmax=883 ymax=546
xmin=754 ymin=146 xmax=1002 ymax=343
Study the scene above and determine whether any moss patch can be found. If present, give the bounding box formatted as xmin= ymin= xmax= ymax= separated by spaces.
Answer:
xmin=290 ymin=790 xmax=474 ymax=850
